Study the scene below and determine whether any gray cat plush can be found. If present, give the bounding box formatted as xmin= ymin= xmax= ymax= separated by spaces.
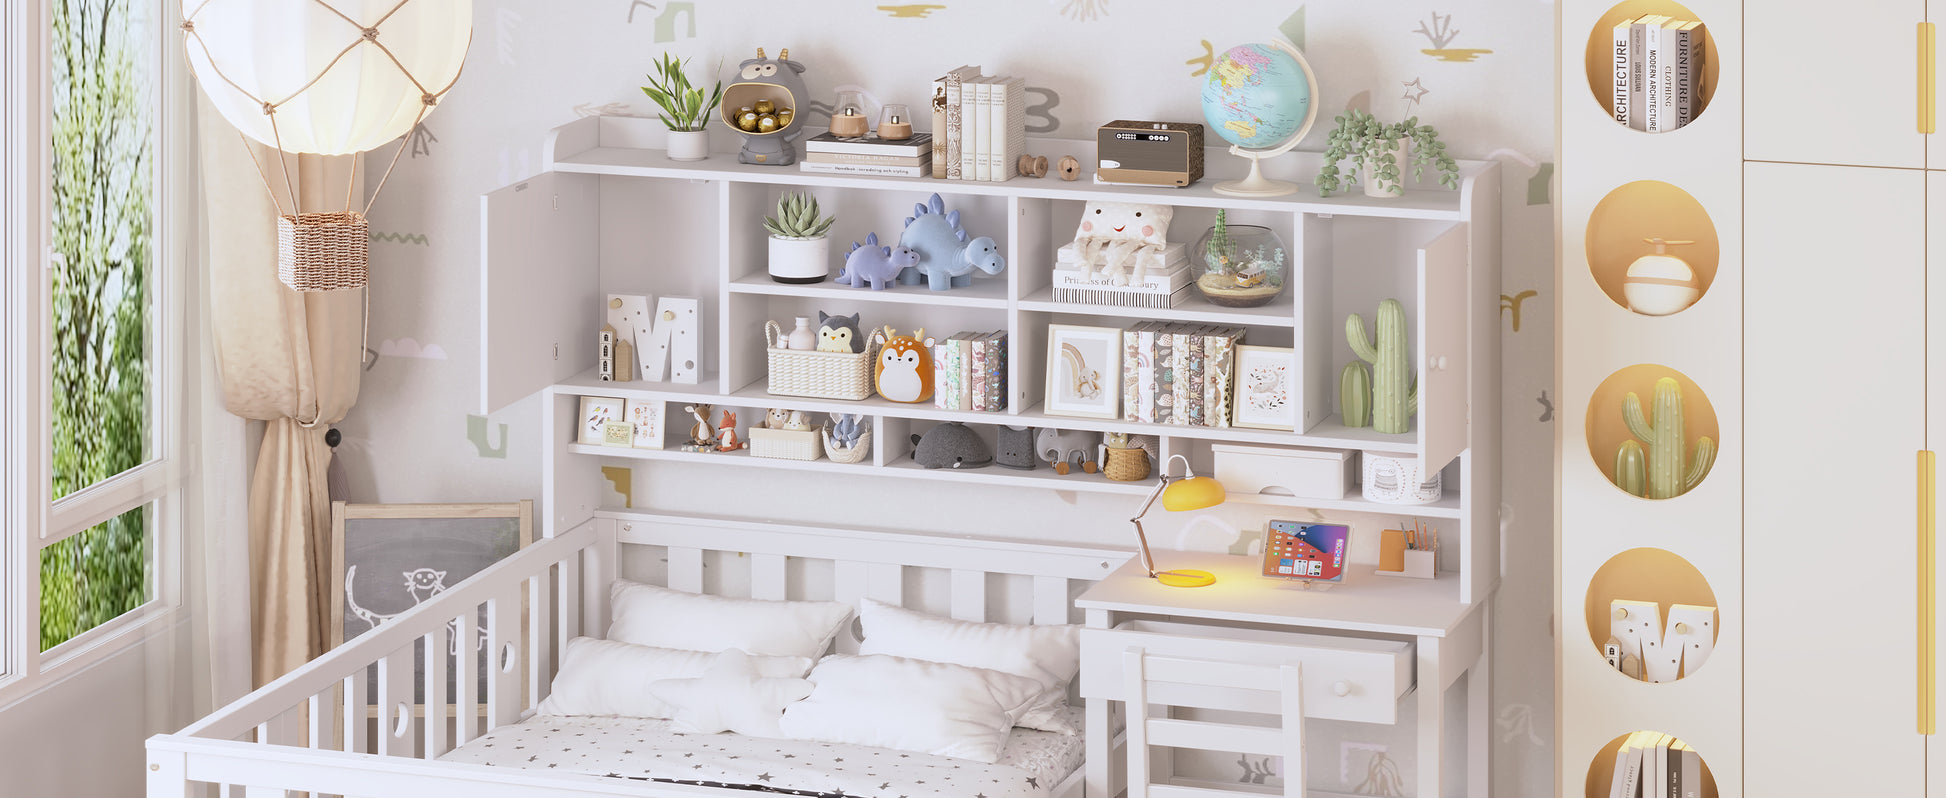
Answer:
xmin=995 ymin=425 xmax=1037 ymax=470
xmin=911 ymin=422 xmax=991 ymax=469
xmin=816 ymin=311 xmax=864 ymax=353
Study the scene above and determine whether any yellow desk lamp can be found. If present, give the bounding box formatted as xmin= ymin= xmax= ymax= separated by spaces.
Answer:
xmin=1127 ymin=454 xmax=1226 ymax=587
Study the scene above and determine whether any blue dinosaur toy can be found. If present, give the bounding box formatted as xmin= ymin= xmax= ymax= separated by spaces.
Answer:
xmin=896 ymin=193 xmax=1007 ymax=291
xmin=837 ymin=233 xmax=919 ymax=290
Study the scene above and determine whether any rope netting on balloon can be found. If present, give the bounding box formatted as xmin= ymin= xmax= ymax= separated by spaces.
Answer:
xmin=180 ymin=0 xmax=468 ymax=220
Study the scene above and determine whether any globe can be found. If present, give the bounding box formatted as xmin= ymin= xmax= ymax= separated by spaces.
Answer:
xmin=1199 ymin=41 xmax=1318 ymax=197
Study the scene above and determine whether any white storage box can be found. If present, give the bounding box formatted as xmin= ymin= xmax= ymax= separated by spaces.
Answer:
xmin=749 ymin=427 xmax=823 ymax=461
xmin=1212 ymin=443 xmax=1354 ymax=500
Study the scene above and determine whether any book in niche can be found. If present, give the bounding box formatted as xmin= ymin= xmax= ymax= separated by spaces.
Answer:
xmin=941 ymin=65 xmax=982 ymax=180
xmin=804 ymin=151 xmax=931 ymax=167
xmin=1612 ymin=16 xmax=1633 ymax=128
xmin=799 ymin=162 xmax=930 ymax=178
xmin=804 ymin=131 xmax=933 ymax=156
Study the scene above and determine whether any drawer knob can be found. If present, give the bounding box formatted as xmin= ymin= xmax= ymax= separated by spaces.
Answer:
xmin=1331 ymin=680 xmax=1352 ymax=697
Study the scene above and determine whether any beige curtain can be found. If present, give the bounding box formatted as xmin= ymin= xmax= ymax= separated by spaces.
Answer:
xmin=197 ymin=95 xmax=365 ymax=685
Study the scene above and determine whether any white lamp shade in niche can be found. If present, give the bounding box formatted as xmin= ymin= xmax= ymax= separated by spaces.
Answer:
xmin=181 ymin=0 xmax=473 ymax=156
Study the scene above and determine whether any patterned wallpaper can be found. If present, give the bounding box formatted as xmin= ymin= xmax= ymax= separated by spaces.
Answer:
xmin=329 ymin=1 xmax=1556 ymax=794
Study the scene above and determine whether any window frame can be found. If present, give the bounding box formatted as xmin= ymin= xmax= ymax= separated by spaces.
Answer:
xmin=2 ymin=0 xmax=192 ymax=700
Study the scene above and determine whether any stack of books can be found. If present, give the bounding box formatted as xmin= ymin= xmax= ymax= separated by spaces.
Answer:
xmin=1610 ymin=15 xmax=1706 ymax=133
xmin=1050 ymin=242 xmax=1191 ymax=310
xmin=933 ymin=331 xmax=1008 ymax=412
xmin=1119 ymin=323 xmax=1247 ymax=427
xmin=801 ymin=131 xmax=934 ymax=177
xmin=1606 ymin=731 xmax=1701 ymax=798
xmin=931 ymin=65 xmax=1027 ymax=182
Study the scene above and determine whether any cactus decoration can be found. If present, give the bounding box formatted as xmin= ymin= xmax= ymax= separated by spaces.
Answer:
xmin=1614 ymin=439 xmax=1648 ymax=497
xmin=1340 ymin=361 xmax=1372 ymax=428
xmin=1619 ymin=377 xmax=1716 ymax=499
xmin=1343 ymin=298 xmax=1417 ymax=434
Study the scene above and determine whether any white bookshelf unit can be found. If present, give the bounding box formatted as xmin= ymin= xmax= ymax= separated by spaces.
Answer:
xmin=481 ymin=115 xmax=1500 ymax=603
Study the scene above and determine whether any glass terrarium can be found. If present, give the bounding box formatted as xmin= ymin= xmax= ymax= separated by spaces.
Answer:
xmin=1192 ymin=210 xmax=1288 ymax=308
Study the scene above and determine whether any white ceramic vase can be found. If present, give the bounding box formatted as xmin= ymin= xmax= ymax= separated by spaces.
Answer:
xmin=768 ymin=235 xmax=830 ymax=284
xmin=1362 ymin=137 xmax=1413 ymax=198
xmin=667 ymin=129 xmax=709 ymax=162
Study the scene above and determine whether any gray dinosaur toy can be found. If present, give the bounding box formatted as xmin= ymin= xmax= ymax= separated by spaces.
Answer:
xmin=896 ymin=193 xmax=1007 ymax=291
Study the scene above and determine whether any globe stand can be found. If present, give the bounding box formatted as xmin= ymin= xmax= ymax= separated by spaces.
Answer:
xmin=1214 ymin=137 xmax=1302 ymax=198
xmin=1214 ymin=149 xmax=1298 ymax=197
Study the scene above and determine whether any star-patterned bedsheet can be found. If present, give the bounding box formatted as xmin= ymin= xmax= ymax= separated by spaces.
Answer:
xmin=438 ymin=709 xmax=1086 ymax=798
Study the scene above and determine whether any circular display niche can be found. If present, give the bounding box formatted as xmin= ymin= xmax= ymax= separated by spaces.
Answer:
xmin=1587 ymin=181 xmax=1719 ymax=316
xmin=1585 ymin=364 xmax=1718 ymax=500
xmin=1582 ymin=1 xmax=1720 ymax=130
xmin=1586 ymin=730 xmax=1718 ymax=798
xmin=1584 ymin=547 xmax=1719 ymax=682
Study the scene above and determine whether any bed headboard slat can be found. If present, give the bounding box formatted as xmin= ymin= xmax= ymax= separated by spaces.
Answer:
xmin=668 ymin=547 xmax=705 ymax=593
xmin=750 ymin=553 xmax=788 ymax=600
xmin=866 ymin=563 xmax=903 ymax=606
xmin=949 ymin=570 xmax=987 ymax=622
xmin=1033 ymin=575 xmax=1072 ymax=625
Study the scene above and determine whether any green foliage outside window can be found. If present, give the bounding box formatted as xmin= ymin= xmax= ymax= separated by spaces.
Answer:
xmin=42 ymin=0 xmax=153 ymax=650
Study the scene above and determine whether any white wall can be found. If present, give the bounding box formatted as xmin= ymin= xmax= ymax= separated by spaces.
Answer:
xmin=332 ymin=1 xmax=1557 ymax=794
xmin=0 ymin=618 xmax=194 ymax=797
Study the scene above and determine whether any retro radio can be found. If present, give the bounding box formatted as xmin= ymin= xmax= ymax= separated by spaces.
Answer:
xmin=1095 ymin=120 xmax=1205 ymax=187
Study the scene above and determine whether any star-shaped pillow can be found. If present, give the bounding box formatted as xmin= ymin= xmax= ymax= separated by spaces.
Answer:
xmin=647 ymin=648 xmax=813 ymax=737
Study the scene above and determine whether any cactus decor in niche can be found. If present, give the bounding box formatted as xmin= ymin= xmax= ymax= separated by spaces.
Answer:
xmin=1340 ymin=361 xmax=1372 ymax=429
xmin=1620 ymin=377 xmax=1716 ymax=499
xmin=1344 ymin=298 xmax=1417 ymax=434
xmin=764 ymin=191 xmax=835 ymax=284
xmin=1615 ymin=439 xmax=1649 ymax=497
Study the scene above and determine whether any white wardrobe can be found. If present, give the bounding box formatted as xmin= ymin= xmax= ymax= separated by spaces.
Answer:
xmin=1565 ymin=1 xmax=1946 ymax=796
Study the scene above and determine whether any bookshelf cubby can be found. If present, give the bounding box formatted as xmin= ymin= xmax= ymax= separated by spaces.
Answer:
xmin=1583 ymin=363 xmax=1720 ymax=498
xmin=1581 ymin=0 xmax=1722 ymax=127
xmin=1585 ymin=731 xmax=1720 ymax=798
xmin=1585 ymin=180 xmax=1719 ymax=315
xmin=1583 ymin=547 xmax=1720 ymax=681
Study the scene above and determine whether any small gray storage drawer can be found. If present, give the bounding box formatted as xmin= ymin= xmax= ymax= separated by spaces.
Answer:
xmin=1079 ymin=620 xmax=1414 ymax=724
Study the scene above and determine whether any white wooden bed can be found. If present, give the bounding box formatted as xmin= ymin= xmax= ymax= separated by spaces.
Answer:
xmin=145 ymin=512 xmax=1128 ymax=798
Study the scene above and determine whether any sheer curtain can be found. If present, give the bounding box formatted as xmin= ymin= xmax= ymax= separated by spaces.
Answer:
xmin=195 ymin=93 xmax=365 ymax=685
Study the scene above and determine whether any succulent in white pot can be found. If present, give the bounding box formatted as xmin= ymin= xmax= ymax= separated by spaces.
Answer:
xmin=642 ymin=53 xmax=724 ymax=162
xmin=1315 ymin=110 xmax=1460 ymax=198
xmin=764 ymin=192 xmax=835 ymax=284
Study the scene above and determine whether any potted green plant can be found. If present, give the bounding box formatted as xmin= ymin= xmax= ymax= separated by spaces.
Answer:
xmin=764 ymin=191 xmax=835 ymax=284
xmin=641 ymin=53 xmax=724 ymax=161
xmin=1315 ymin=110 xmax=1460 ymax=198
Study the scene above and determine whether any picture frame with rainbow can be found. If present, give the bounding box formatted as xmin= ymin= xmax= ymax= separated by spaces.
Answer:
xmin=1042 ymin=324 xmax=1121 ymax=419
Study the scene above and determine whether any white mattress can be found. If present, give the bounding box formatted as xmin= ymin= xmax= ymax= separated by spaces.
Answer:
xmin=440 ymin=708 xmax=1085 ymax=798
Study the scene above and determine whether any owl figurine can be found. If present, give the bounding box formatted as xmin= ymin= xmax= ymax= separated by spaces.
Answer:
xmin=719 ymin=47 xmax=810 ymax=166
xmin=816 ymin=311 xmax=864 ymax=353
xmin=873 ymin=327 xmax=937 ymax=403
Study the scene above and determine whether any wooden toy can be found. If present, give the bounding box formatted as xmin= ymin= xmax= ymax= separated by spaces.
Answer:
xmin=1017 ymin=155 xmax=1049 ymax=178
xmin=1035 ymin=427 xmax=1098 ymax=475
xmin=1056 ymin=155 xmax=1081 ymax=180
xmin=872 ymin=327 xmax=937 ymax=403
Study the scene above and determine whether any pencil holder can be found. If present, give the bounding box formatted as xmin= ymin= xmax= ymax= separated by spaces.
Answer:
xmin=1377 ymin=549 xmax=1436 ymax=579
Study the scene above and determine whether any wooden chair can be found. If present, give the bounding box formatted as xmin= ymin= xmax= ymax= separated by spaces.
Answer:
xmin=1123 ymin=646 xmax=1306 ymax=798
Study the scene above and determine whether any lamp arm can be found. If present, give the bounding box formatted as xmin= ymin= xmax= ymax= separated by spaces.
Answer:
xmin=1127 ymin=475 xmax=1173 ymax=578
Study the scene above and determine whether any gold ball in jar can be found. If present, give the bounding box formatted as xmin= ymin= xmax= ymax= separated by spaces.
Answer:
xmin=753 ymin=99 xmax=776 ymax=115
xmin=775 ymin=108 xmax=794 ymax=128
xmin=756 ymin=114 xmax=779 ymax=133
xmin=737 ymin=111 xmax=760 ymax=131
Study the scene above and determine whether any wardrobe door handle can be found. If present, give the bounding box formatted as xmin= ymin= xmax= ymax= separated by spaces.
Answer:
xmin=1921 ymin=449 xmax=1936 ymax=735
xmin=1922 ymin=23 xmax=1937 ymax=135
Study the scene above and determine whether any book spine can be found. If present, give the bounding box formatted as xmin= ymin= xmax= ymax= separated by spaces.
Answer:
xmin=1673 ymin=26 xmax=1694 ymax=129
xmin=986 ymin=334 xmax=1003 ymax=411
xmin=931 ymin=79 xmax=948 ymax=179
xmin=1156 ymin=329 xmax=1177 ymax=425
xmin=1208 ymin=331 xmax=1236 ymax=428
xmin=1643 ymin=23 xmax=1663 ymax=132
xmin=1657 ymin=23 xmax=1678 ymax=132
xmin=1628 ymin=20 xmax=1648 ymax=130
xmin=1172 ymin=331 xmax=1191 ymax=427
xmin=1612 ymin=22 xmax=1631 ymax=128
xmin=1187 ymin=331 xmax=1207 ymax=426
xmin=1138 ymin=326 xmax=1157 ymax=423
xmin=945 ymin=73 xmax=967 ymax=180
xmin=1679 ymin=745 xmax=1700 ymax=798
xmin=933 ymin=341 xmax=951 ymax=410
xmin=985 ymin=79 xmax=1003 ymax=181
xmin=1004 ymin=80 xmax=1026 ymax=180
xmin=961 ymin=81 xmax=980 ymax=180
xmin=797 ymin=163 xmax=929 ymax=177
xmin=804 ymin=151 xmax=929 ymax=166
xmin=599 ymin=329 xmax=615 ymax=381
xmin=1667 ymin=742 xmax=1681 ymax=798
xmin=1619 ymin=737 xmax=1642 ymax=798
xmin=955 ymin=339 xmax=971 ymax=411
xmin=1121 ymin=329 xmax=1142 ymax=421
xmin=970 ymin=337 xmax=987 ymax=412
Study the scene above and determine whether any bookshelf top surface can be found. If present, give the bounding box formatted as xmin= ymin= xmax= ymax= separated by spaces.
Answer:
xmin=544 ymin=117 xmax=1486 ymax=222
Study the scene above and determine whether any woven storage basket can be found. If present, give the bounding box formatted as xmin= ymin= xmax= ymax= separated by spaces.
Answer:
xmin=750 ymin=427 xmax=823 ymax=461
xmin=1103 ymin=446 xmax=1152 ymax=481
xmin=278 ymin=212 xmax=370 ymax=292
xmin=765 ymin=320 xmax=878 ymax=400
xmin=823 ymin=427 xmax=873 ymax=464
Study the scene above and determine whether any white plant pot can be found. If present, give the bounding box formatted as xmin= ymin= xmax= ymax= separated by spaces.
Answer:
xmin=1361 ymin=452 xmax=1443 ymax=505
xmin=667 ymin=129 xmax=709 ymax=161
xmin=768 ymin=235 xmax=830 ymax=284
xmin=1362 ymin=137 xmax=1412 ymax=198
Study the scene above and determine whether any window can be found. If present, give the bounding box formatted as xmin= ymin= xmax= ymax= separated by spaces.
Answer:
xmin=4 ymin=0 xmax=185 ymax=689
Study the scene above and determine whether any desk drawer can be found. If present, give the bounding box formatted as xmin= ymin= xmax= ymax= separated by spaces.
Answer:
xmin=1079 ymin=620 xmax=1414 ymax=724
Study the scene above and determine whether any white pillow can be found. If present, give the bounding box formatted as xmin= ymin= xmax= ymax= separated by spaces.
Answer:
xmin=607 ymin=579 xmax=853 ymax=659
xmin=778 ymin=653 xmax=1046 ymax=763
xmin=537 ymin=637 xmax=811 ymax=719
xmin=648 ymin=649 xmax=813 ymax=738
xmin=857 ymin=599 xmax=1081 ymax=734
